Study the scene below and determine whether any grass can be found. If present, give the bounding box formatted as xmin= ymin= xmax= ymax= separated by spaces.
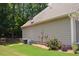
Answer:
xmin=0 ymin=43 xmax=79 ymax=56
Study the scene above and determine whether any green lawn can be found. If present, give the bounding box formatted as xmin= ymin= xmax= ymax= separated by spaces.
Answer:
xmin=0 ymin=43 xmax=79 ymax=56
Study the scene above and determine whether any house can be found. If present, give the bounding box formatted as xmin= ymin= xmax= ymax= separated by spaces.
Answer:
xmin=21 ymin=3 xmax=79 ymax=48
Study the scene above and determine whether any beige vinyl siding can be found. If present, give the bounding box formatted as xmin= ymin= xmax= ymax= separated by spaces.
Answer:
xmin=76 ymin=20 xmax=79 ymax=43
xmin=22 ymin=17 xmax=71 ymax=45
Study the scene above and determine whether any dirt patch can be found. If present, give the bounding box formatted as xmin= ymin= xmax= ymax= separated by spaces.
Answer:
xmin=32 ymin=44 xmax=49 ymax=49
xmin=8 ymin=43 xmax=24 ymax=46
xmin=67 ymin=50 xmax=74 ymax=54
xmin=58 ymin=50 xmax=74 ymax=54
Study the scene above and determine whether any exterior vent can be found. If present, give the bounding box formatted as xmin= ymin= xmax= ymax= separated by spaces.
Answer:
xmin=31 ymin=20 xmax=34 ymax=24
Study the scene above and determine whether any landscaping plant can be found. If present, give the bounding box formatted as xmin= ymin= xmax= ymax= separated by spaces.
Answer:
xmin=72 ymin=44 xmax=79 ymax=54
xmin=47 ymin=38 xmax=61 ymax=50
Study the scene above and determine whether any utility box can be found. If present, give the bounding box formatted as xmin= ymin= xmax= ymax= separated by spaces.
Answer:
xmin=27 ymin=40 xmax=33 ymax=45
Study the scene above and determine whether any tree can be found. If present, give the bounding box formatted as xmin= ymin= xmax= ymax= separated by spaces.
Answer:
xmin=0 ymin=3 xmax=47 ymax=38
xmin=0 ymin=3 xmax=9 ymax=38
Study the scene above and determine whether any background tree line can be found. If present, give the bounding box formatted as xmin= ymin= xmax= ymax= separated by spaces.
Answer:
xmin=0 ymin=3 xmax=47 ymax=38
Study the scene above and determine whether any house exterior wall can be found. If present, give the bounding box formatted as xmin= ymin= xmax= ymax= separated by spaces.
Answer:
xmin=22 ymin=17 xmax=71 ymax=46
xmin=76 ymin=20 xmax=79 ymax=43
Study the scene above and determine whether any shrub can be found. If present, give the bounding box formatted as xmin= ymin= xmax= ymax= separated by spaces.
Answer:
xmin=47 ymin=38 xmax=61 ymax=50
xmin=72 ymin=44 xmax=79 ymax=54
xmin=72 ymin=44 xmax=78 ymax=51
xmin=61 ymin=45 xmax=68 ymax=51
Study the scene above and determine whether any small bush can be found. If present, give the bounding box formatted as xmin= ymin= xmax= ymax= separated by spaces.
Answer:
xmin=72 ymin=44 xmax=79 ymax=54
xmin=72 ymin=44 xmax=78 ymax=51
xmin=47 ymin=38 xmax=61 ymax=50
xmin=61 ymin=45 xmax=68 ymax=51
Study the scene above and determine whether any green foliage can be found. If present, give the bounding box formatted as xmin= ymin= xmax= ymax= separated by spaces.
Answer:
xmin=72 ymin=44 xmax=79 ymax=54
xmin=47 ymin=38 xmax=61 ymax=50
xmin=72 ymin=44 xmax=78 ymax=51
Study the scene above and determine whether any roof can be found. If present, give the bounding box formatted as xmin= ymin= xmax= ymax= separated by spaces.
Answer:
xmin=21 ymin=3 xmax=79 ymax=28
